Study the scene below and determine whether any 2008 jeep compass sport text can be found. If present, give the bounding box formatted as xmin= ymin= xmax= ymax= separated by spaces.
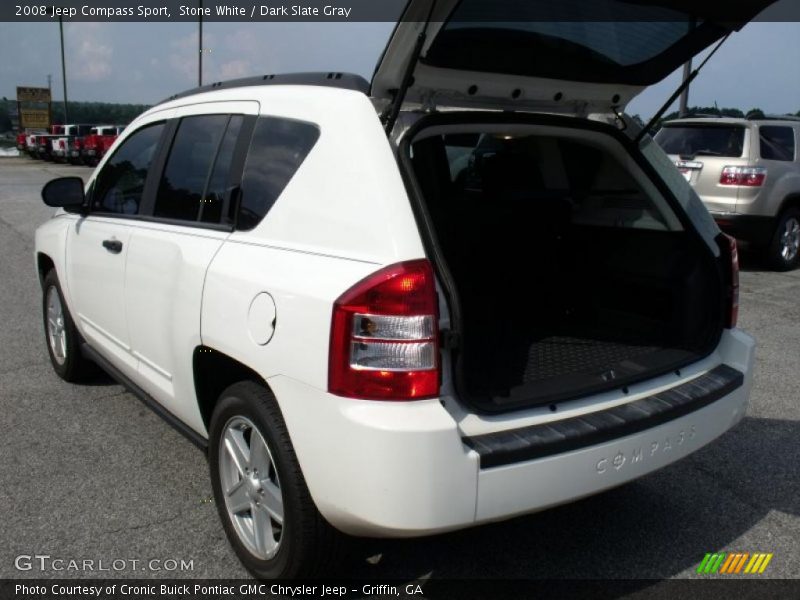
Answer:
xmin=34 ymin=0 xmax=773 ymax=579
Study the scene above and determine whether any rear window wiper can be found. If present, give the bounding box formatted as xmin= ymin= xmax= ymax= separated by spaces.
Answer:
xmin=693 ymin=149 xmax=723 ymax=156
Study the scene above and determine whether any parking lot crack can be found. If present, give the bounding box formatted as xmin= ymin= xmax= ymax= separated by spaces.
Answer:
xmin=0 ymin=214 xmax=33 ymax=249
xmin=100 ymin=512 xmax=182 ymax=536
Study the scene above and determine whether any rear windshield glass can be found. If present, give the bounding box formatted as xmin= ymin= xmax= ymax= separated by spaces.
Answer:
xmin=413 ymin=131 xmax=676 ymax=232
xmin=655 ymin=126 xmax=745 ymax=158
xmin=421 ymin=0 xmax=732 ymax=86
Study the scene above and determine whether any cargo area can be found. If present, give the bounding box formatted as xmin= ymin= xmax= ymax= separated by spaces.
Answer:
xmin=409 ymin=124 xmax=725 ymax=411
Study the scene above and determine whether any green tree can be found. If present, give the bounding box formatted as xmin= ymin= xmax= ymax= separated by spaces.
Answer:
xmin=51 ymin=101 xmax=151 ymax=125
xmin=0 ymin=107 xmax=11 ymax=132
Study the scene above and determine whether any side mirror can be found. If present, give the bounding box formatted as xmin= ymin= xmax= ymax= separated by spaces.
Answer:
xmin=42 ymin=177 xmax=85 ymax=208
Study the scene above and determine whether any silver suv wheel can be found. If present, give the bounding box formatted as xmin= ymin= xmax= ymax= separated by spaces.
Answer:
xmin=779 ymin=216 xmax=800 ymax=263
xmin=219 ymin=415 xmax=284 ymax=560
xmin=46 ymin=285 xmax=67 ymax=366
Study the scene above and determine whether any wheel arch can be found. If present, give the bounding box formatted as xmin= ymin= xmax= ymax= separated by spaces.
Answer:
xmin=36 ymin=252 xmax=56 ymax=287
xmin=778 ymin=194 xmax=800 ymax=216
xmin=193 ymin=346 xmax=273 ymax=431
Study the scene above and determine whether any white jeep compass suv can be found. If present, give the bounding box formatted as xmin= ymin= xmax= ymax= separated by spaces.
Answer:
xmin=34 ymin=0 xmax=771 ymax=579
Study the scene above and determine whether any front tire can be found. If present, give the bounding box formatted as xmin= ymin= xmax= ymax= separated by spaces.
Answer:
xmin=766 ymin=208 xmax=800 ymax=271
xmin=41 ymin=270 xmax=96 ymax=381
xmin=208 ymin=381 xmax=343 ymax=579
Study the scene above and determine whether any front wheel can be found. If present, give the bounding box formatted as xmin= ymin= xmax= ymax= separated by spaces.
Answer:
xmin=208 ymin=381 xmax=343 ymax=579
xmin=41 ymin=270 xmax=97 ymax=381
xmin=766 ymin=208 xmax=800 ymax=271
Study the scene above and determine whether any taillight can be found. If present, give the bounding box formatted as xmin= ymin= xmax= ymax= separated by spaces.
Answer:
xmin=719 ymin=234 xmax=739 ymax=328
xmin=720 ymin=166 xmax=766 ymax=187
xmin=329 ymin=259 xmax=439 ymax=400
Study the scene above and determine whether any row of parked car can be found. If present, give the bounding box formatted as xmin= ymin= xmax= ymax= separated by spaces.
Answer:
xmin=655 ymin=115 xmax=800 ymax=271
xmin=16 ymin=124 xmax=126 ymax=166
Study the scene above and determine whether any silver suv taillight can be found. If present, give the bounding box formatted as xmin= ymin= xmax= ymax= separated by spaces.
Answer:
xmin=719 ymin=166 xmax=767 ymax=187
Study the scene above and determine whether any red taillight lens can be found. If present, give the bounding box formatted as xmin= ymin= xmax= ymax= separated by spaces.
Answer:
xmin=721 ymin=234 xmax=739 ymax=328
xmin=720 ymin=166 xmax=766 ymax=187
xmin=329 ymin=259 xmax=439 ymax=400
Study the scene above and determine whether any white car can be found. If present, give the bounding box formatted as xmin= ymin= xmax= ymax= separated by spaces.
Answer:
xmin=35 ymin=0 xmax=770 ymax=579
xmin=50 ymin=124 xmax=95 ymax=163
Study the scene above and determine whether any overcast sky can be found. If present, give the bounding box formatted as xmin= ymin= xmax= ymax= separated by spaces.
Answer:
xmin=1 ymin=17 xmax=799 ymax=120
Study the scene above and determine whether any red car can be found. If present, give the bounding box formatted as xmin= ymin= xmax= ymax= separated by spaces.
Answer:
xmin=81 ymin=125 xmax=126 ymax=165
xmin=51 ymin=124 xmax=96 ymax=163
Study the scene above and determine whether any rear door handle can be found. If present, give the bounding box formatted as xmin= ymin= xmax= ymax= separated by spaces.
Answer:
xmin=102 ymin=239 xmax=123 ymax=254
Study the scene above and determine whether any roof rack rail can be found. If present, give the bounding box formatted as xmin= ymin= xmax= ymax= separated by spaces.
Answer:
xmin=682 ymin=112 xmax=724 ymax=118
xmin=747 ymin=113 xmax=800 ymax=122
xmin=157 ymin=72 xmax=370 ymax=106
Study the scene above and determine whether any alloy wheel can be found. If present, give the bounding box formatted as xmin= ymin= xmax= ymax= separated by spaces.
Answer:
xmin=218 ymin=415 xmax=284 ymax=560
xmin=780 ymin=216 xmax=800 ymax=263
xmin=46 ymin=286 xmax=67 ymax=366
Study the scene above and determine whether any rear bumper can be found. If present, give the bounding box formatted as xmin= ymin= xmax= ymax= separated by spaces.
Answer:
xmin=475 ymin=367 xmax=749 ymax=523
xmin=269 ymin=329 xmax=754 ymax=538
xmin=464 ymin=364 xmax=742 ymax=469
xmin=711 ymin=212 xmax=776 ymax=246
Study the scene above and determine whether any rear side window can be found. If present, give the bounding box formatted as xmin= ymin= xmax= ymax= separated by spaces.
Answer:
xmin=201 ymin=116 xmax=243 ymax=224
xmin=237 ymin=117 xmax=319 ymax=231
xmin=154 ymin=114 xmax=230 ymax=221
xmin=93 ymin=122 xmax=165 ymax=215
xmin=759 ymin=126 xmax=795 ymax=161
xmin=655 ymin=126 xmax=745 ymax=158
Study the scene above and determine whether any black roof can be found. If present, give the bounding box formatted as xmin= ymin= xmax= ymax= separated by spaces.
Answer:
xmin=158 ymin=72 xmax=370 ymax=105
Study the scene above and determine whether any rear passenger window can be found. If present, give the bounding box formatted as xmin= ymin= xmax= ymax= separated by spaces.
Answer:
xmin=236 ymin=117 xmax=320 ymax=230
xmin=760 ymin=126 xmax=795 ymax=161
xmin=154 ymin=115 xmax=229 ymax=221
xmin=201 ymin=116 xmax=243 ymax=224
xmin=93 ymin=122 xmax=165 ymax=215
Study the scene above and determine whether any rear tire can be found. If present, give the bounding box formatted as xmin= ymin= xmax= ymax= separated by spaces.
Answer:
xmin=41 ymin=270 xmax=97 ymax=382
xmin=766 ymin=208 xmax=800 ymax=271
xmin=209 ymin=380 xmax=343 ymax=579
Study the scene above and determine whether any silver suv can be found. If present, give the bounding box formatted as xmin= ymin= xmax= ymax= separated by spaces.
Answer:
xmin=656 ymin=117 xmax=800 ymax=270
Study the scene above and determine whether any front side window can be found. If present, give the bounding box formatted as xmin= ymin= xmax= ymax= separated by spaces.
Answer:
xmin=759 ymin=126 xmax=795 ymax=161
xmin=237 ymin=117 xmax=320 ymax=230
xmin=92 ymin=122 xmax=165 ymax=215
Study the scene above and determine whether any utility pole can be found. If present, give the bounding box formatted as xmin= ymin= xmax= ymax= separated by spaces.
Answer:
xmin=198 ymin=0 xmax=203 ymax=86
xmin=678 ymin=59 xmax=692 ymax=117
xmin=58 ymin=16 xmax=69 ymax=124
xmin=47 ymin=73 xmax=53 ymax=127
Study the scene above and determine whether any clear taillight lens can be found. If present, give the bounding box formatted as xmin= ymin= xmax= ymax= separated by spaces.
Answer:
xmin=329 ymin=260 xmax=439 ymax=400
xmin=720 ymin=166 xmax=767 ymax=187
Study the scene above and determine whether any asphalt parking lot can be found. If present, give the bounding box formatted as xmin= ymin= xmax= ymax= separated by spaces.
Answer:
xmin=0 ymin=156 xmax=798 ymax=585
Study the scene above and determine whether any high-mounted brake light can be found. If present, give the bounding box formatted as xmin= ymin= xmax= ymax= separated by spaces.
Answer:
xmin=329 ymin=259 xmax=439 ymax=400
xmin=720 ymin=166 xmax=766 ymax=187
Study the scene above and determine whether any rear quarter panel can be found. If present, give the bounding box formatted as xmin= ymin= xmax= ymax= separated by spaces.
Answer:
xmin=201 ymin=86 xmax=425 ymax=424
